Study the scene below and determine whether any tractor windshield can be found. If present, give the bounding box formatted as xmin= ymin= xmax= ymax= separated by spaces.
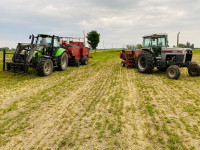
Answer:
xmin=143 ymin=36 xmax=167 ymax=47
xmin=158 ymin=37 xmax=167 ymax=47
xmin=36 ymin=37 xmax=52 ymax=47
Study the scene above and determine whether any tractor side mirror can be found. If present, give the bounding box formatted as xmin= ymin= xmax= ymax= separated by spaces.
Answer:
xmin=29 ymin=35 xmax=32 ymax=39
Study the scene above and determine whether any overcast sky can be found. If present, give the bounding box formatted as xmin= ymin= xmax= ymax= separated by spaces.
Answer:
xmin=0 ymin=0 xmax=200 ymax=48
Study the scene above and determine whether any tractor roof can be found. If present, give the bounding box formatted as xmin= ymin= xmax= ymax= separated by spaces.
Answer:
xmin=143 ymin=33 xmax=168 ymax=38
xmin=37 ymin=34 xmax=59 ymax=38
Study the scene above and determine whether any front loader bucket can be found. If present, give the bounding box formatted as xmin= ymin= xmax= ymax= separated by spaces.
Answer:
xmin=3 ymin=43 xmax=37 ymax=74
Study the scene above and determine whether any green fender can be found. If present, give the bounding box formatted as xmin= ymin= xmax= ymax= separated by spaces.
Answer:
xmin=33 ymin=48 xmax=66 ymax=58
xmin=54 ymin=48 xmax=66 ymax=57
xmin=33 ymin=48 xmax=43 ymax=58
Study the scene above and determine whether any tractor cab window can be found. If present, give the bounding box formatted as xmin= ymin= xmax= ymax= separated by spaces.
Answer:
xmin=158 ymin=37 xmax=167 ymax=47
xmin=152 ymin=38 xmax=158 ymax=47
xmin=37 ymin=37 xmax=52 ymax=47
xmin=143 ymin=38 xmax=151 ymax=47
xmin=53 ymin=38 xmax=60 ymax=47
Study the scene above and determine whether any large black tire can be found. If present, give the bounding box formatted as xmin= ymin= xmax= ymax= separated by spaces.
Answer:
xmin=37 ymin=58 xmax=53 ymax=76
xmin=74 ymin=59 xmax=80 ymax=67
xmin=57 ymin=52 xmax=68 ymax=71
xmin=188 ymin=66 xmax=200 ymax=76
xmin=121 ymin=60 xmax=126 ymax=67
xmin=80 ymin=56 xmax=88 ymax=65
xmin=166 ymin=65 xmax=180 ymax=80
xmin=136 ymin=51 xmax=155 ymax=74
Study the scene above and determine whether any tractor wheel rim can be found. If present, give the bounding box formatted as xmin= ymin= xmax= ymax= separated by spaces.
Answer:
xmin=61 ymin=55 xmax=67 ymax=68
xmin=169 ymin=69 xmax=175 ymax=77
xmin=138 ymin=56 xmax=146 ymax=70
xmin=44 ymin=61 xmax=51 ymax=74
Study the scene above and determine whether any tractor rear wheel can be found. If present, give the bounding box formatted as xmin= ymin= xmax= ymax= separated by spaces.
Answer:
xmin=121 ymin=60 xmax=126 ymax=67
xmin=136 ymin=51 xmax=154 ymax=73
xmin=81 ymin=56 xmax=88 ymax=65
xmin=57 ymin=52 xmax=68 ymax=71
xmin=166 ymin=65 xmax=180 ymax=79
xmin=188 ymin=66 xmax=200 ymax=76
xmin=37 ymin=58 xmax=53 ymax=76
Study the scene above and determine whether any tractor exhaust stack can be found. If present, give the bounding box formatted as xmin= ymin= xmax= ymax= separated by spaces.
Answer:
xmin=177 ymin=32 xmax=180 ymax=47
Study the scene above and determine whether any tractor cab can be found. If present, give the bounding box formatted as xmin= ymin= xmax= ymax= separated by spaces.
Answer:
xmin=35 ymin=34 xmax=61 ymax=56
xmin=142 ymin=34 xmax=168 ymax=57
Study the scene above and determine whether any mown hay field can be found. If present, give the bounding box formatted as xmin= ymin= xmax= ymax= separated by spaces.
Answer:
xmin=0 ymin=50 xmax=200 ymax=150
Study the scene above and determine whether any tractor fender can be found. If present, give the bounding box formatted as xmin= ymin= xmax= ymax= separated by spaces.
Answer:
xmin=55 ymin=48 xmax=67 ymax=56
xmin=33 ymin=49 xmax=43 ymax=58
xmin=142 ymin=48 xmax=154 ymax=55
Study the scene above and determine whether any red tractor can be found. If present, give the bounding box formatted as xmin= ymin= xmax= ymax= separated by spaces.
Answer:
xmin=61 ymin=37 xmax=90 ymax=66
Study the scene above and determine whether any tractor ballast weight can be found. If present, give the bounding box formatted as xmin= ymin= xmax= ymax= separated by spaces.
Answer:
xmin=3 ymin=34 xmax=68 ymax=76
xmin=61 ymin=37 xmax=90 ymax=66
xmin=120 ymin=33 xmax=200 ymax=79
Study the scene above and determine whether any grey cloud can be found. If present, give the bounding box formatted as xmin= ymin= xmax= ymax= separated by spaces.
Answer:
xmin=0 ymin=0 xmax=200 ymax=48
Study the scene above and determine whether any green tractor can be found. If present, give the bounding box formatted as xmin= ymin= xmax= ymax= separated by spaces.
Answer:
xmin=4 ymin=34 xmax=68 ymax=76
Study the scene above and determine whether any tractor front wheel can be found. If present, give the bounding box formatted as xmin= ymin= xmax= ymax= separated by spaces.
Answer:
xmin=136 ymin=51 xmax=154 ymax=74
xmin=166 ymin=65 xmax=180 ymax=79
xmin=81 ymin=56 xmax=88 ymax=65
xmin=57 ymin=52 xmax=68 ymax=71
xmin=188 ymin=66 xmax=200 ymax=76
xmin=37 ymin=58 xmax=53 ymax=76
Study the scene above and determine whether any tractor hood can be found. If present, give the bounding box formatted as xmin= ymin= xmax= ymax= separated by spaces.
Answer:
xmin=162 ymin=47 xmax=192 ymax=55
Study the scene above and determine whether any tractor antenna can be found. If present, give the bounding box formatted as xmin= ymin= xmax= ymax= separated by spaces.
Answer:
xmin=177 ymin=32 xmax=180 ymax=47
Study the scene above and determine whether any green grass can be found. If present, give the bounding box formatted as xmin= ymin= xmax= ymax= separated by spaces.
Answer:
xmin=0 ymin=49 xmax=200 ymax=149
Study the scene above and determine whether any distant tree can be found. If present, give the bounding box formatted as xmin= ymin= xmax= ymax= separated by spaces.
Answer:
xmin=191 ymin=44 xmax=194 ymax=49
xmin=126 ymin=45 xmax=134 ymax=49
xmin=186 ymin=42 xmax=191 ymax=48
xmin=179 ymin=42 xmax=194 ymax=48
xmin=178 ymin=43 xmax=186 ymax=48
xmin=11 ymin=48 xmax=16 ymax=51
xmin=87 ymin=30 xmax=100 ymax=52
xmin=0 ymin=47 xmax=9 ymax=51
xmin=136 ymin=44 xmax=142 ymax=49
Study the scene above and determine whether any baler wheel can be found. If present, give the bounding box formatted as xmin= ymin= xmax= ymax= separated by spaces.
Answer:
xmin=166 ymin=65 xmax=180 ymax=79
xmin=188 ymin=66 xmax=200 ymax=76
xmin=75 ymin=59 xmax=80 ymax=67
xmin=136 ymin=51 xmax=154 ymax=74
xmin=36 ymin=58 xmax=53 ymax=76
xmin=121 ymin=60 xmax=126 ymax=67
xmin=81 ymin=56 xmax=88 ymax=65
xmin=57 ymin=52 xmax=68 ymax=71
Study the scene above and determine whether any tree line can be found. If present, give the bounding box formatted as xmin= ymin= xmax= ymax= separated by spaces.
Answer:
xmin=0 ymin=47 xmax=16 ymax=51
xmin=178 ymin=42 xmax=194 ymax=48
xmin=126 ymin=44 xmax=142 ymax=50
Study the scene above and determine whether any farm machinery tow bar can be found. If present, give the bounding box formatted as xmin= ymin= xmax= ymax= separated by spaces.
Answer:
xmin=2 ymin=34 xmax=90 ymax=76
xmin=120 ymin=33 xmax=200 ymax=79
